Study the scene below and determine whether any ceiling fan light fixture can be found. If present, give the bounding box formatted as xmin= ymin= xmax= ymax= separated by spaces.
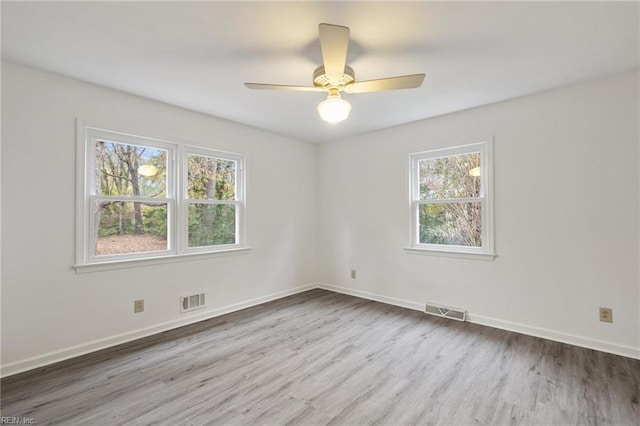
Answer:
xmin=245 ymin=23 xmax=425 ymax=124
xmin=318 ymin=92 xmax=351 ymax=124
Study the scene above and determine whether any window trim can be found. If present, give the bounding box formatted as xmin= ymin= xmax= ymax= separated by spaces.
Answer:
xmin=181 ymin=145 xmax=246 ymax=254
xmin=406 ymin=138 xmax=495 ymax=260
xmin=74 ymin=120 xmax=248 ymax=272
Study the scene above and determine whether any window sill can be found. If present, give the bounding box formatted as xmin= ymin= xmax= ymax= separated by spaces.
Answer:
xmin=74 ymin=247 xmax=252 ymax=273
xmin=404 ymin=247 xmax=496 ymax=261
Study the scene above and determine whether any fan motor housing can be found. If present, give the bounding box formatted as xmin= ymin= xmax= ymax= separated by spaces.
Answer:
xmin=313 ymin=65 xmax=355 ymax=88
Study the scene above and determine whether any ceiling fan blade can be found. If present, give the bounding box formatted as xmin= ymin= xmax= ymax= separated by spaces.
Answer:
xmin=244 ymin=83 xmax=324 ymax=92
xmin=319 ymin=23 xmax=350 ymax=82
xmin=344 ymin=74 xmax=426 ymax=94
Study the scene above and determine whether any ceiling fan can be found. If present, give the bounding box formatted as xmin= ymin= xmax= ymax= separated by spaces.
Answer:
xmin=245 ymin=23 xmax=426 ymax=124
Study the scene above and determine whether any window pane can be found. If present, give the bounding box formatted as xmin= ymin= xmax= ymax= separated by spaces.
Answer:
xmin=419 ymin=202 xmax=482 ymax=247
xmin=96 ymin=141 xmax=167 ymax=197
xmin=419 ymin=153 xmax=480 ymax=199
xmin=95 ymin=201 xmax=168 ymax=255
xmin=187 ymin=154 xmax=236 ymax=200
xmin=188 ymin=204 xmax=236 ymax=247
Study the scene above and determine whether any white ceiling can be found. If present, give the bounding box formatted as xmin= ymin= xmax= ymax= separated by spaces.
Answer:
xmin=2 ymin=1 xmax=638 ymax=143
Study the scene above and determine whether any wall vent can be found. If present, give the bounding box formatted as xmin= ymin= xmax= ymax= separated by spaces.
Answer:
xmin=181 ymin=293 xmax=206 ymax=313
xmin=424 ymin=302 xmax=466 ymax=322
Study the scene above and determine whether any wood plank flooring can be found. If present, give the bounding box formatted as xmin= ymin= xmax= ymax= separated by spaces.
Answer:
xmin=1 ymin=289 xmax=639 ymax=425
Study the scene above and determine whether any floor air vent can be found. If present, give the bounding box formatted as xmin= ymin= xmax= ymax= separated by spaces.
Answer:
xmin=181 ymin=293 xmax=206 ymax=313
xmin=424 ymin=302 xmax=466 ymax=322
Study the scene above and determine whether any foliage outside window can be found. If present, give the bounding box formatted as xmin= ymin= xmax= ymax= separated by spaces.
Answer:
xmin=409 ymin=141 xmax=494 ymax=258
xmin=186 ymin=150 xmax=240 ymax=251
xmin=77 ymin=126 xmax=245 ymax=267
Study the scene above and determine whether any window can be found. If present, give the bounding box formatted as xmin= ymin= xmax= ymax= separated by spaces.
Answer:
xmin=75 ymin=124 xmax=246 ymax=270
xmin=185 ymin=148 xmax=243 ymax=252
xmin=408 ymin=140 xmax=494 ymax=259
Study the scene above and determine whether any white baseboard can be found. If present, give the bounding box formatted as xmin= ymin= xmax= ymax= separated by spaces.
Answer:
xmin=0 ymin=284 xmax=316 ymax=378
xmin=316 ymin=283 xmax=640 ymax=360
xmin=4 ymin=282 xmax=638 ymax=377
xmin=317 ymin=283 xmax=425 ymax=312
xmin=467 ymin=314 xmax=640 ymax=360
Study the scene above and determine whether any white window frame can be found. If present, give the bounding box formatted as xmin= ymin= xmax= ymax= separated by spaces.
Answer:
xmin=75 ymin=121 xmax=248 ymax=272
xmin=181 ymin=146 xmax=245 ymax=254
xmin=406 ymin=139 xmax=495 ymax=260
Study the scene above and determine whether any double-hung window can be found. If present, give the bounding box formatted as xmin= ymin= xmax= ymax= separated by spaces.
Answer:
xmin=76 ymin=124 xmax=245 ymax=270
xmin=408 ymin=140 xmax=494 ymax=259
xmin=184 ymin=148 xmax=243 ymax=252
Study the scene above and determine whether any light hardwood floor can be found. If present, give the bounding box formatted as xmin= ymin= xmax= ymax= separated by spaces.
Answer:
xmin=1 ymin=289 xmax=639 ymax=425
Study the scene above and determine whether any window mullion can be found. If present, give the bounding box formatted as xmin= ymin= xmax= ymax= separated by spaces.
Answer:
xmin=177 ymin=144 xmax=186 ymax=255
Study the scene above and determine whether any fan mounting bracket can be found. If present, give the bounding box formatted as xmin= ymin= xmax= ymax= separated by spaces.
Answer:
xmin=313 ymin=65 xmax=355 ymax=89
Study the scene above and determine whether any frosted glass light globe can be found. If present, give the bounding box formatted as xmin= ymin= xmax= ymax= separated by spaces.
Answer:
xmin=317 ymin=97 xmax=351 ymax=123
